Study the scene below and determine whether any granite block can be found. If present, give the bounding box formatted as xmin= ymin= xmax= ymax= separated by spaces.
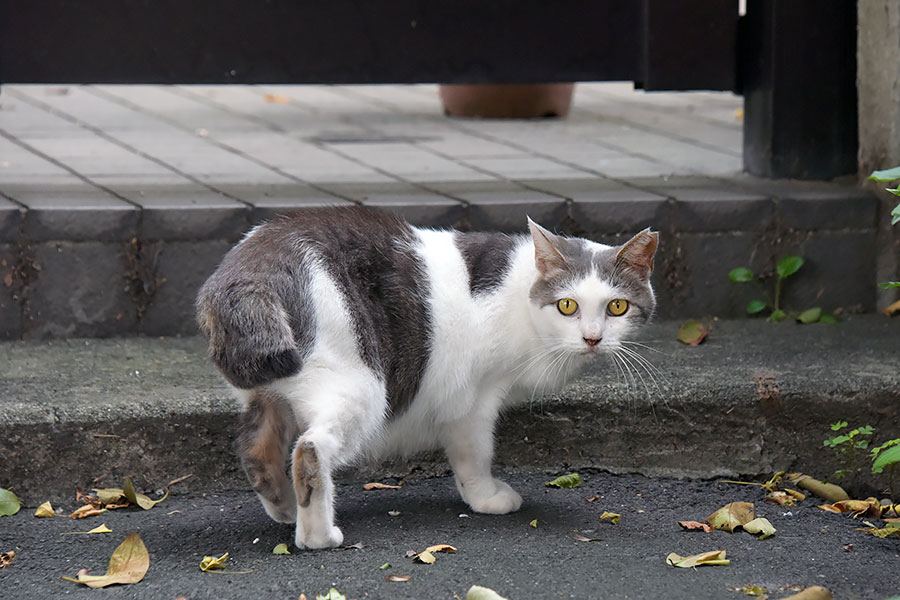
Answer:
xmin=11 ymin=190 xmax=138 ymax=242
xmin=134 ymin=197 xmax=250 ymax=241
xmin=361 ymin=194 xmax=466 ymax=229
xmin=23 ymin=242 xmax=137 ymax=338
xmin=523 ymin=178 xmax=669 ymax=235
xmin=0 ymin=244 xmax=21 ymax=339
xmin=137 ymin=240 xmax=233 ymax=336
xmin=731 ymin=176 xmax=878 ymax=230
xmin=433 ymin=181 xmax=566 ymax=232
xmin=0 ymin=198 xmax=23 ymax=242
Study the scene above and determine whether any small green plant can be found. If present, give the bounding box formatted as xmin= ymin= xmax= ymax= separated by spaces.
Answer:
xmin=728 ymin=256 xmax=836 ymax=323
xmin=871 ymin=438 xmax=900 ymax=500
xmin=824 ymin=421 xmax=875 ymax=481
xmin=869 ymin=166 xmax=900 ymax=289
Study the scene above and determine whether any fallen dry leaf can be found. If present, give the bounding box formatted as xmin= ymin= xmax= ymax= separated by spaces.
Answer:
xmin=62 ymin=531 xmax=149 ymax=588
xmin=364 ymin=482 xmax=402 ymax=491
xmin=264 ymin=93 xmax=291 ymax=104
xmin=385 ymin=574 xmax=410 ymax=582
xmin=818 ymin=504 xmax=842 ymax=514
xmin=572 ymin=532 xmax=601 ymax=542
xmin=678 ymin=520 xmax=713 ymax=533
xmin=883 ymin=298 xmax=900 ymax=317
xmin=545 ymin=473 xmax=582 ymax=488
xmin=35 ymin=501 xmax=56 ymax=517
xmin=677 ymin=320 xmax=710 ymax=346
xmin=200 ymin=553 xmax=229 ymax=572
xmin=0 ymin=551 xmax=14 ymax=568
xmin=586 ymin=495 xmax=602 ymax=502
xmin=780 ymin=586 xmax=833 ymax=600
xmin=466 ymin=585 xmax=510 ymax=600
xmin=600 ymin=511 xmax=620 ymax=525
xmin=123 ymin=477 xmax=169 ymax=510
xmin=404 ymin=550 xmax=417 ymax=558
xmin=706 ymin=502 xmax=754 ymax=532
xmin=69 ymin=505 xmax=107 ymax=519
xmin=731 ymin=584 xmax=767 ymax=596
xmin=3 ymin=271 xmax=12 ymax=287
xmin=666 ymin=550 xmax=729 ymax=568
xmin=414 ymin=544 xmax=457 ymax=564
xmin=742 ymin=517 xmax=776 ymax=540
xmin=863 ymin=524 xmax=900 ymax=538
xmin=764 ymin=491 xmax=795 ymax=506
xmin=786 ymin=473 xmax=848 ymax=502
xmin=529 ymin=519 xmax=538 ymax=528
xmin=316 ymin=588 xmax=346 ymax=600
xmin=344 ymin=542 xmax=364 ymax=550
xmin=273 ymin=543 xmax=291 ymax=555
xmin=62 ymin=524 xmax=112 ymax=535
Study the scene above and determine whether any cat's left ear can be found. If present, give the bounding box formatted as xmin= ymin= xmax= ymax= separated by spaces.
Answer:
xmin=616 ymin=228 xmax=659 ymax=281
xmin=528 ymin=217 xmax=569 ymax=278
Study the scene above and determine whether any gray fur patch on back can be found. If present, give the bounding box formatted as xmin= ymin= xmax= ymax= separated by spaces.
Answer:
xmin=529 ymin=236 xmax=656 ymax=322
xmin=197 ymin=207 xmax=432 ymax=416
xmin=454 ymin=231 xmax=520 ymax=295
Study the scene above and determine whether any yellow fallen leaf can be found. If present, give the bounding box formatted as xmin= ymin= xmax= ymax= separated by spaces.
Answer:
xmin=62 ymin=524 xmax=113 ymax=535
xmin=93 ymin=488 xmax=126 ymax=505
xmin=733 ymin=584 xmax=767 ymax=596
xmin=600 ymin=511 xmax=620 ymax=525
xmin=62 ymin=531 xmax=149 ymax=588
xmin=35 ymin=501 xmax=55 ymax=517
xmin=544 ymin=473 xmax=582 ymax=488
xmin=364 ymin=482 xmax=402 ymax=490
xmin=272 ymin=543 xmax=290 ymax=555
xmin=818 ymin=504 xmax=842 ymax=513
xmin=666 ymin=550 xmax=730 ymax=568
xmin=785 ymin=488 xmax=806 ymax=501
xmin=316 ymin=587 xmax=347 ymax=600
xmin=706 ymin=502 xmax=754 ymax=532
xmin=200 ymin=553 xmax=229 ymax=572
xmin=883 ymin=298 xmax=900 ymax=317
xmin=780 ymin=586 xmax=833 ymax=600
xmin=414 ymin=544 xmax=456 ymax=564
xmin=864 ymin=525 xmax=900 ymax=538
xmin=264 ymin=93 xmax=291 ymax=104
xmin=529 ymin=519 xmax=538 ymax=528
xmin=742 ymin=517 xmax=776 ymax=539
xmin=69 ymin=505 xmax=107 ymax=519
xmin=764 ymin=491 xmax=795 ymax=506
xmin=124 ymin=477 xmax=169 ymax=510
xmin=199 ymin=552 xmax=253 ymax=574
xmin=466 ymin=585 xmax=510 ymax=600
xmin=786 ymin=473 xmax=848 ymax=502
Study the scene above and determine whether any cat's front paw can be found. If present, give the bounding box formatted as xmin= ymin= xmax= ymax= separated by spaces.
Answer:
xmin=295 ymin=524 xmax=344 ymax=550
xmin=466 ymin=479 xmax=523 ymax=515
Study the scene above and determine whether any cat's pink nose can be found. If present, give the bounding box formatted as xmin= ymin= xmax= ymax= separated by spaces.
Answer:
xmin=583 ymin=337 xmax=601 ymax=347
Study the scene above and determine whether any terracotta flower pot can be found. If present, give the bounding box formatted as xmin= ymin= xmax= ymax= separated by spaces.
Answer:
xmin=438 ymin=83 xmax=575 ymax=119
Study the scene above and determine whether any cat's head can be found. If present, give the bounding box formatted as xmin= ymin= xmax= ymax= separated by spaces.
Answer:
xmin=526 ymin=219 xmax=658 ymax=358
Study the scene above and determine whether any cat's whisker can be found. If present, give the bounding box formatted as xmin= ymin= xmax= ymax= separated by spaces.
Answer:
xmin=614 ymin=349 xmax=662 ymax=424
xmin=617 ymin=346 xmax=668 ymax=389
xmin=620 ymin=340 xmax=670 ymax=357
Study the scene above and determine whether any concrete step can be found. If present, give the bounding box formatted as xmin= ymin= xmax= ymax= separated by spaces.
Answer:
xmin=2 ymin=316 xmax=898 ymax=504
xmin=0 ymin=176 xmax=884 ymax=339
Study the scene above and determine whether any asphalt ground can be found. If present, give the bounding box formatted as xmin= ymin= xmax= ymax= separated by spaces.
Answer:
xmin=1 ymin=470 xmax=898 ymax=600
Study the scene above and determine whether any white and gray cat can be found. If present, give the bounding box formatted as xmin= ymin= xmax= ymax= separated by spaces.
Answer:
xmin=197 ymin=207 xmax=658 ymax=549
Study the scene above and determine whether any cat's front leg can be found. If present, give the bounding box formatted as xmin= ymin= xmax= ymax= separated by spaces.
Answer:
xmin=441 ymin=413 xmax=522 ymax=515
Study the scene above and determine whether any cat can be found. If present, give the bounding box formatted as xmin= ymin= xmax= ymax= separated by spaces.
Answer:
xmin=196 ymin=207 xmax=658 ymax=549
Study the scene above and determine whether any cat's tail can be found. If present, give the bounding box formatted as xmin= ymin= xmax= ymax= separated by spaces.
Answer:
xmin=196 ymin=279 xmax=303 ymax=390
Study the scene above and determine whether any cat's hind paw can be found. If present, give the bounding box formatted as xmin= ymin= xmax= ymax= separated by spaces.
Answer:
xmin=466 ymin=480 xmax=523 ymax=515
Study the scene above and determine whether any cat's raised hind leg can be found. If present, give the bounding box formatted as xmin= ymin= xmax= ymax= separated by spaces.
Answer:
xmin=442 ymin=409 xmax=522 ymax=515
xmin=237 ymin=389 xmax=300 ymax=524
xmin=276 ymin=366 xmax=386 ymax=550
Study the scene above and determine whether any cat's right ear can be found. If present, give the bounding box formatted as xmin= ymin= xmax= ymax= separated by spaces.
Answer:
xmin=528 ymin=217 xmax=569 ymax=278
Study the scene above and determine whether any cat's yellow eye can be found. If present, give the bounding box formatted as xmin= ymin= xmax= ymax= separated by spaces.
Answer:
xmin=607 ymin=299 xmax=629 ymax=316
xmin=557 ymin=298 xmax=578 ymax=316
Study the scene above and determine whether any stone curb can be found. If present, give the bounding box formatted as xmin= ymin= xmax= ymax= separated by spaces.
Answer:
xmin=2 ymin=317 xmax=898 ymax=504
xmin=0 ymin=176 xmax=883 ymax=338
